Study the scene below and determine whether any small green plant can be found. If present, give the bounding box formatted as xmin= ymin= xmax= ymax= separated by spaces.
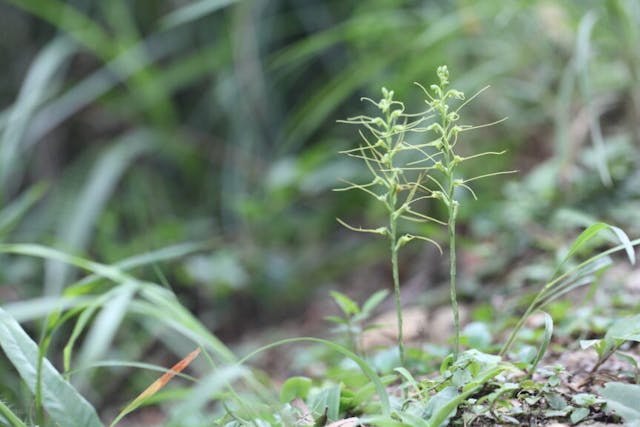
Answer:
xmin=337 ymin=65 xmax=512 ymax=362
xmin=325 ymin=289 xmax=388 ymax=355
xmin=580 ymin=313 xmax=640 ymax=374
xmin=500 ymin=222 xmax=638 ymax=357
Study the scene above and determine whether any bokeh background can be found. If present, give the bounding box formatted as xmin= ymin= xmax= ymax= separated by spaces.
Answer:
xmin=1 ymin=0 xmax=639 ymax=421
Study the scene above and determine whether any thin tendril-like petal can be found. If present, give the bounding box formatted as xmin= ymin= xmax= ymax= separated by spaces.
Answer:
xmin=399 ymin=233 xmax=443 ymax=253
xmin=424 ymin=174 xmax=447 ymax=194
xmin=336 ymin=217 xmax=388 ymax=236
xmin=414 ymin=81 xmax=435 ymax=102
xmin=462 ymin=170 xmax=518 ymax=184
xmin=333 ymin=178 xmax=379 ymax=191
xmin=343 ymin=152 xmax=383 ymax=164
xmin=408 ymin=194 xmax=438 ymax=204
xmin=457 ymin=182 xmax=478 ymax=200
xmin=334 ymin=179 xmax=384 ymax=199
xmin=458 ymin=150 xmax=507 ymax=161
xmin=458 ymin=117 xmax=509 ymax=132
xmin=403 ymin=208 xmax=447 ymax=225
xmin=454 ymin=85 xmax=490 ymax=113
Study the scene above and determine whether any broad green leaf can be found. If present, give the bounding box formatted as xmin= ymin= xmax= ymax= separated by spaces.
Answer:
xmin=397 ymin=412 xmax=431 ymax=427
xmin=607 ymin=314 xmax=640 ymax=342
xmin=0 ymin=308 xmax=103 ymax=427
xmin=361 ymin=289 xmax=389 ymax=316
xmin=423 ymin=386 xmax=459 ymax=427
xmin=600 ymin=382 xmax=640 ymax=423
xmin=324 ymin=315 xmax=349 ymax=325
xmin=393 ymin=367 xmax=420 ymax=395
xmin=571 ymin=407 xmax=590 ymax=424
xmin=309 ymin=383 xmax=341 ymax=422
xmin=546 ymin=392 xmax=568 ymax=410
xmin=330 ymin=291 xmax=360 ymax=316
xmin=579 ymin=339 xmax=600 ymax=349
xmin=280 ymin=376 xmax=312 ymax=403
xmin=572 ymin=393 xmax=600 ymax=406
xmin=363 ymin=415 xmax=411 ymax=427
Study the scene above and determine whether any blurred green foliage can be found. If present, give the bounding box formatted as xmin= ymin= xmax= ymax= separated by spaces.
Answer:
xmin=0 ymin=0 xmax=639 ymax=421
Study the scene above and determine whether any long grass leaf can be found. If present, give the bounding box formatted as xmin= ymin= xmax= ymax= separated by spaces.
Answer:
xmin=4 ymin=295 xmax=90 ymax=323
xmin=160 ymin=0 xmax=239 ymax=29
xmin=0 ymin=182 xmax=48 ymax=238
xmin=5 ymin=0 xmax=112 ymax=58
xmin=0 ymin=243 xmax=131 ymax=283
xmin=45 ymin=131 xmax=154 ymax=295
xmin=575 ymin=11 xmax=612 ymax=186
xmin=64 ymin=240 xmax=214 ymax=296
xmin=554 ymin=222 xmax=634 ymax=276
xmin=24 ymin=33 xmax=183 ymax=145
xmin=75 ymin=282 xmax=138 ymax=374
xmin=66 ymin=360 xmax=199 ymax=382
xmin=1 ymin=37 xmax=75 ymax=191
xmin=527 ymin=312 xmax=553 ymax=377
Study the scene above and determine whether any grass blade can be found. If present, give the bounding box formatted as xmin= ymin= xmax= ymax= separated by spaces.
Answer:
xmin=45 ymin=130 xmax=154 ymax=296
xmin=0 ymin=37 xmax=75 ymax=192
xmin=527 ymin=312 xmax=553 ymax=377
xmin=74 ymin=282 xmax=138 ymax=378
xmin=5 ymin=0 xmax=112 ymax=58
xmin=63 ymin=240 xmax=214 ymax=296
xmin=0 ymin=182 xmax=48 ymax=238
xmin=160 ymin=0 xmax=239 ymax=29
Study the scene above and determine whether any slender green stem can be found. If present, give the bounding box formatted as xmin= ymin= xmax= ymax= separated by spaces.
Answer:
xmin=0 ymin=400 xmax=27 ymax=427
xmin=445 ymin=160 xmax=460 ymax=361
xmin=439 ymin=91 xmax=460 ymax=361
xmin=448 ymin=205 xmax=459 ymax=360
xmin=389 ymin=220 xmax=404 ymax=366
